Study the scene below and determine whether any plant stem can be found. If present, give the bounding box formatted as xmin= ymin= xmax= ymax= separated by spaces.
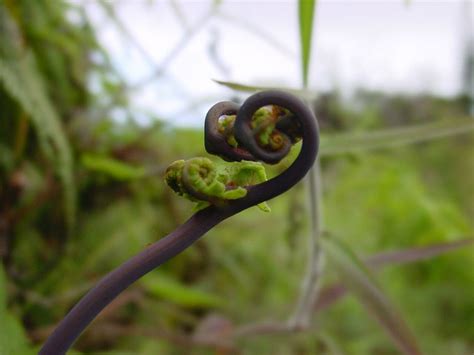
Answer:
xmin=39 ymin=207 xmax=227 ymax=355
xmin=40 ymin=91 xmax=320 ymax=354
xmin=289 ymin=157 xmax=325 ymax=328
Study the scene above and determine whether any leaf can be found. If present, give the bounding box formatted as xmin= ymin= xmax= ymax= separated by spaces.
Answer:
xmin=0 ymin=266 xmax=34 ymax=355
xmin=165 ymin=158 xmax=271 ymax=212
xmin=81 ymin=153 xmax=146 ymax=180
xmin=320 ymin=117 xmax=474 ymax=156
xmin=298 ymin=0 xmax=316 ymax=87
xmin=0 ymin=9 xmax=75 ymax=227
xmin=315 ymin=238 xmax=474 ymax=312
xmin=213 ymin=79 xmax=317 ymax=101
xmin=141 ymin=272 xmax=224 ymax=308
xmin=321 ymin=235 xmax=422 ymax=355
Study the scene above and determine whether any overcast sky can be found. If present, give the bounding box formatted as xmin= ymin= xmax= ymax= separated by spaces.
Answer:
xmin=82 ymin=0 xmax=472 ymax=126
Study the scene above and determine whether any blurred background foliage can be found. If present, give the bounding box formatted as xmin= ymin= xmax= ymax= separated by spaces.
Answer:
xmin=0 ymin=0 xmax=473 ymax=354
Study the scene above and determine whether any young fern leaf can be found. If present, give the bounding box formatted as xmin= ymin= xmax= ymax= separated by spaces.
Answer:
xmin=40 ymin=91 xmax=319 ymax=354
xmin=165 ymin=157 xmax=270 ymax=212
xmin=216 ymin=106 xmax=293 ymax=157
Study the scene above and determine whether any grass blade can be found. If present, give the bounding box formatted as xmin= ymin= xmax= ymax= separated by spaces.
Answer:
xmin=141 ymin=272 xmax=224 ymax=308
xmin=298 ymin=0 xmax=316 ymax=87
xmin=320 ymin=117 xmax=474 ymax=156
xmin=321 ymin=235 xmax=422 ymax=355
xmin=81 ymin=153 xmax=146 ymax=181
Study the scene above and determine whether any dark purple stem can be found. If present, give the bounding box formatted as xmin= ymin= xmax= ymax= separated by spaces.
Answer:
xmin=39 ymin=91 xmax=319 ymax=354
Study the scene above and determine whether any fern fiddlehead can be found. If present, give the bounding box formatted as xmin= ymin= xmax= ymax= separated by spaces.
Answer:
xmin=165 ymin=157 xmax=270 ymax=211
xmin=40 ymin=90 xmax=319 ymax=354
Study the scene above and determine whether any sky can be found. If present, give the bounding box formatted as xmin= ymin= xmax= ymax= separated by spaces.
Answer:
xmin=81 ymin=0 xmax=473 ymax=126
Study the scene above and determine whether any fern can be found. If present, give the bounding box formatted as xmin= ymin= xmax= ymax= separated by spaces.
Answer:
xmin=0 ymin=8 xmax=76 ymax=227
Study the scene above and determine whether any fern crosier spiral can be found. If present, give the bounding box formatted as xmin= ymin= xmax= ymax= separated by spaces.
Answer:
xmin=165 ymin=157 xmax=270 ymax=211
xmin=40 ymin=90 xmax=319 ymax=355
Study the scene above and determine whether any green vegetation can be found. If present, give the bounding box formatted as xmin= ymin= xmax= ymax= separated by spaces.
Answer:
xmin=0 ymin=1 xmax=473 ymax=354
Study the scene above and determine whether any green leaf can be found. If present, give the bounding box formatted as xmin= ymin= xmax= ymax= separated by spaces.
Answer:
xmin=213 ymin=79 xmax=317 ymax=101
xmin=0 ymin=11 xmax=76 ymax=228
xmin=165 ymin=157 xmax=271 ymax=211
xmin=298 ymin=0 xmax=316 ymax=87
xmin=141 ymin=272 xmax=224 ymax=308
xmin=321 ymin=235 xmax=422 ymax=355
xmin=81 ymin=153 xmax=146 ymax=180
xmin=0 ymin=6 xmax=78 ymax=229
xmin=0 ymin=266 xmax=34 ymax=355
xmin=320 ymin=117 xmax=474 ymax=156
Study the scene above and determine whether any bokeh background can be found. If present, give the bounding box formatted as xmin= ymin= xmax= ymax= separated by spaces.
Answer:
xmin=1 ymin=0 xmax=473 ymax=354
